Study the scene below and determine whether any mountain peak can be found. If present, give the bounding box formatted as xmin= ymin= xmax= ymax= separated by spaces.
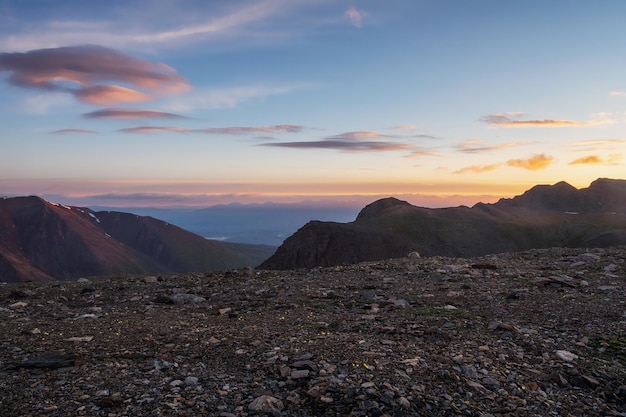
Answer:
xmin=356 ymin=197 xmax=412 ymax=221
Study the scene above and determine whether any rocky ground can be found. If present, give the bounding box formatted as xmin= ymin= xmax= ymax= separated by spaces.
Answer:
xmin=0 ymin=246 xmax=624 ymax=416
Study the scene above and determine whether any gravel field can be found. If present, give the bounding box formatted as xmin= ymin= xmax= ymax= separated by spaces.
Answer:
xmin=1 ymin=246 xmax=624 ymax=416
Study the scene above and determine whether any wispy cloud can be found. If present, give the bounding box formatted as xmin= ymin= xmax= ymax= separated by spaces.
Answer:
xmin=568 ymin=139 xmax=626 ymax=151
xmin=482 ymin=113 xmax=615 ymax=128
xmin=345 ymin=6 xmax=367 ymax=28
xmin=50 ymin=128 xmax=98 ymax=135
xmin=0 ymin=45 xmax=190 ymax=106
xmin=0 ymin=0 xmax=327 ymax=52
xmin=610 ymin=91 xmax=625 ymax=96
xmin=164 ymin=84 xmax=303 ymax=112
xmin=119 ymin=124 xmax=303 ymax=135
xmin=453 ymin=164 xmax=501 ymax=174
xmin=83 ymin=108 xmax=188 ymax=120
xmin=456 ymin=139 xmax=529 ymax=153
xmin=506 ymin=154 xmax=554 ymax=170
xmin=387 ymin=125 xmax=418 ymax=131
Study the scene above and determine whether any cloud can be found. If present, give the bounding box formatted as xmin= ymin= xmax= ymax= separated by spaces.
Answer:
xmin=457 ymin=139 xmax=529 ymax=153
xmin=329 ymin=131 xmax=395 ymax=140
xmin=0 ymin=1 xmax=324 ymax=52
xmin=568 ymin=154 xmax=622 ymax=165
xmin=119 ymin=126 xmax=190 ymax=134
xmin=610 ymin=91 xmax=625 ymax=96
xmin=387 ymin=125 xmax=418 ymax=131
xmin=74 ymin=85 xmax=152 ymax=106
xmin=119 ymin=124 xmax=303 ymax=135
xmin=261 ymin=140 xmax=411 ymax=152
xmin=453 ymin=164 xmax=501 ymax=174
xmin=345 ymin=6 xmax=367 ymax=27
xmin=482 ymin=113 xmax=615 ymax=128
xmin=50 ymin=128 xmax=98 ymax=135
xmin=83 ymin=108 xmax=188 ymax=120
xmin=0 ymin=45 xmax=190 ymax=105
xmin=568 ymin=155 xmax=603 ymax=165
xmin=568 ymin=139 xmax=626 ymax=151
xmin=506 ymin=154 xmax=554 ymax=170
xmin=164 ymin=84 xmax=304 ymax=111
xmin=22 ymin=92 xmax=74 ymax=114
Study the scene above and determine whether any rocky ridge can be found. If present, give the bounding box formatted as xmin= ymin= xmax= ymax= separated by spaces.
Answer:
xmin=260 ymin=178 xmax=626 ymax=269
xmin=1 ymin=246 xmax=624 ymax=416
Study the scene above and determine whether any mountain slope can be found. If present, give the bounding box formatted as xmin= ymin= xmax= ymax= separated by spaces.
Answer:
xmin=259 ymin=178 xmax=626 ymax=269
xmin=0 ymin=197 xmax=274 ymax=282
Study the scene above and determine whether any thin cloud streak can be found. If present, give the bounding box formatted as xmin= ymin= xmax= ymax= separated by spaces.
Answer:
xmin=119 ymin=124 xmax=303 ymax=135
xmin=482 ymin=113 xmax=615 ymax=128
xmin=50 ymin=128 xmax=98 ymax=135
xmin=0 ymin=45 xmax=190 ymax=105
xmin=83 ymin=108 xmax=188 ymax=120
xmin=261 ymin=140 xmax=411 ymax=152
xmin=457 ymin=139 xmax=529 ymax=153
xmin=506 ymin=154 xmax=554 ymax=170
xmin=568 ymin=139 xmax=626 ymax=151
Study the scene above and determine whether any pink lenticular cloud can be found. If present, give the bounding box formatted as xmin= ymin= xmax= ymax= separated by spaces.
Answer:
xmin=75 ymin=85 xmax=153 ymax=105
xmin=0 ymin=45 xmax=190 ymax=105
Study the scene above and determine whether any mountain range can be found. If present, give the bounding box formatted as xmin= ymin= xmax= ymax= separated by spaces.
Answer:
xmin=259 ymin=178 xmax=626 ymax=269
xmin=0 ymin=196 xmax=274 ymax=282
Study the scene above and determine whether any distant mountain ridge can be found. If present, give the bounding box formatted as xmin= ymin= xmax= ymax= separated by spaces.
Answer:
xmin=0 ymin=196 xmax=275 ymax=282
xmin=259 ymin=178 xmax=626 ymax=269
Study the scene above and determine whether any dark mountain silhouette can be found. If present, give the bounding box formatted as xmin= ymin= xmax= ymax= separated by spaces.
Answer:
xmin=0 ymin=196 xmax=275 ymax=282
xmin=259 ymin=178 xmax=626 ymax=269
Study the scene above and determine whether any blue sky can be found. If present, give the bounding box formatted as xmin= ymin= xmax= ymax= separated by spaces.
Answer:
xmin=1 ymin=0 xmax=625 ymax=208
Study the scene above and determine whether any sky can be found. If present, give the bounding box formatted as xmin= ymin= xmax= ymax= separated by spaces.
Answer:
xmin=1 ymin=0 xmax=625 ymax=208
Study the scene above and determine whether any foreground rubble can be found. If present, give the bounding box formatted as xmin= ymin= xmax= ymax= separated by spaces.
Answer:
xmin=1 ymin=246 xmax=624 ymax=416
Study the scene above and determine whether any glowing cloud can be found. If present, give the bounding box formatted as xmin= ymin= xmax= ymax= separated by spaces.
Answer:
xmin=345 ymin=7 xmax=367 ymax=28
xmin=453 ymin=164 xmax=501 ymax=174
xmin=506 ymin=154 xmax=554 ymax=170
xmin=610 ymin=91 xmax=625 ymax=96
xmin=0 ymin=45 xmax=190 ymax=105
xmin=482 ymin=113 xmax=615 ymax=128
xmin=568 ymin=154 xmax=623 ymax=165
xmin=50 ymin=128 xmax=97 ymax=134
xmin=568 ymin=155 xmax=603 ymax=165
xmin=83 ymin=108 xmax=187 ymax=120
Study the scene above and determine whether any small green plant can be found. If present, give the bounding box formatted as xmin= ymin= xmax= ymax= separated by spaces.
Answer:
xmin=590 ymin=335 xmax=626 ymax=366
